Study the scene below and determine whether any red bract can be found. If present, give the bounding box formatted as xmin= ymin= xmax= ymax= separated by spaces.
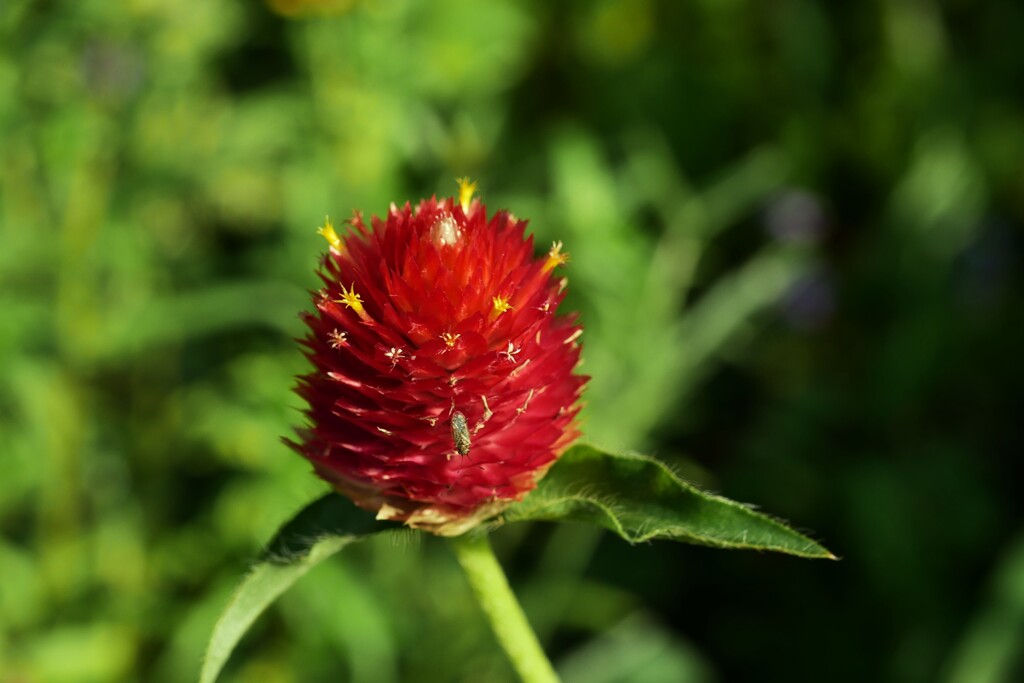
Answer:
xmin=292 ymin=181 xmax=586 ymax=535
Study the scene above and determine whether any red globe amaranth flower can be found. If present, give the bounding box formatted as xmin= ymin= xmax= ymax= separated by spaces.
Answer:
xmin=292 ymin=181 xmax=587 ymax=536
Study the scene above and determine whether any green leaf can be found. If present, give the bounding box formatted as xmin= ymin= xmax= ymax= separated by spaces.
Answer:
xmin=199 ymin=494 xmax=399 ymax=683
xmin=200 ymin=446 xmax=830 ymax=682
xmin=504 ymin=444 xmax=834 ymax=559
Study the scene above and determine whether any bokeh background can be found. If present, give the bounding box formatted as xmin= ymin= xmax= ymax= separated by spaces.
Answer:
xmin=2 ymin=0 xmax=1023 ymax=681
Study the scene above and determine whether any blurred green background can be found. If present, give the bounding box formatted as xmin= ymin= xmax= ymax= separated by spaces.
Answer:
xmin=2 ymin=0 xmax=1023 ymax=681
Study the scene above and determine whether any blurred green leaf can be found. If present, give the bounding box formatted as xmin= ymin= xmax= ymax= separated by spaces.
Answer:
xmin=21 ymin=623 xmax=136 ymax=683
xmin=200 ymin=494 xmax=398 ymax=683
xmin=558 ymin=613 xmax=712 ymax=683
xmin=504 ymin=444 xmax=834 ymax=559
xmin=944 ymin=531 xmax=1024 ymax=683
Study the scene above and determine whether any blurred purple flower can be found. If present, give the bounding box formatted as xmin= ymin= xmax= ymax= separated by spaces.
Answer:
xmin=82 ymin=42 xmax=145 ymax=104
xmin=780 ymin=269 xmax=835 ymax=331
xmin=955 ymin=218 xmax=1016 ymax=313
xmin=764 ymin=189 xmax=828 ymax=245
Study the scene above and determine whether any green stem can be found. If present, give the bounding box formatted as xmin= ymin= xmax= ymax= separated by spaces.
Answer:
xmin=449 ymin=533 xmax=560 ymax=683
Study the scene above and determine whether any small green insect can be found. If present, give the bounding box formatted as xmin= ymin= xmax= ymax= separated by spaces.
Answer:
xmin=450 ymin=410 xmax=471 ymax=456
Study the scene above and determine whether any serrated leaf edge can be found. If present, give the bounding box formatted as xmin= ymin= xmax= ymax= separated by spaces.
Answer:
xmin=506 ymin=447 xmax=835 ymax=559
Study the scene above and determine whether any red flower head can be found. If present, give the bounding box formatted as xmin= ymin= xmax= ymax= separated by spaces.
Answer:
xmin=293 ymin=180 xmax=587 ymax=535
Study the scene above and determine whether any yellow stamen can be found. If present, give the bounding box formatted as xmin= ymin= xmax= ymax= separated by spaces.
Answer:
xmin=543 ymin=241 xmax=570 ymax=272
xmin=317 ymin=216 xmax=343 ymax=252
xmin=441 ymin=332 xmax=461 ymax=348
xmin=491 ymin=295 xmax=512 ymax=317
xmin=336 ymin=282 xmax=368 ymax=320
xmin=456 ymin=177 xmax=477 ymax=213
